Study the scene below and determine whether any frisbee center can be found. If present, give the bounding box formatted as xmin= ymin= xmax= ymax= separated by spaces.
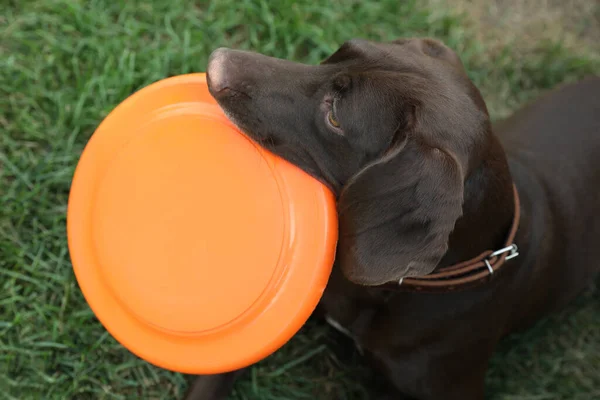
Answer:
xmin=91 ymin=113 xmax=285 ymax=334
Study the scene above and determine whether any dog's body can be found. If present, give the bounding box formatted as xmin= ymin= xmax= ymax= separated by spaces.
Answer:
xmin=318 ymin=75 xmax=600 ymax=400
xmin=184 ymin=39 xmax=600 ymax=400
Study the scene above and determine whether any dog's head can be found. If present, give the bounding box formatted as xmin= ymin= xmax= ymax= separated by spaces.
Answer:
xmin=207 ymin=38 xmax=492 ymax=285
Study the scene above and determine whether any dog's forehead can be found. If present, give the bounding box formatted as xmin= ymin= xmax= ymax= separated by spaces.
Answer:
xmin=322 ymin=38 xmax=387 ymax=64
xmin=322 ymin=38 xmax=426 ymax=72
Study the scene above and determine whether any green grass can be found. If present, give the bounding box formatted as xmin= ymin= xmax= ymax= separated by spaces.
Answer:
xmin=1 ymin=0 xmax=599 ymax=399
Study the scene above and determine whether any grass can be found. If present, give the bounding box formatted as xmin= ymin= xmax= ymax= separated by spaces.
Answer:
xmin=1 ymin=0 xmax=599 ymax=399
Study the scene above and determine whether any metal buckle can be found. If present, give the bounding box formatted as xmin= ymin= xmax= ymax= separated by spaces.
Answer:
xmin=485 ymin=244 xmax=519 ymax=275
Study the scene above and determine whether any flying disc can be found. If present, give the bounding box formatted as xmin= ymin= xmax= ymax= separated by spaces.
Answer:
xmin=67 ymin=73 xmax=338 ymax=374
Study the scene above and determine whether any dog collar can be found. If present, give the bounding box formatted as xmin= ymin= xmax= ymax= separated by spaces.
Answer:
xmin=382 ymin=184 xmax=520 ymax=293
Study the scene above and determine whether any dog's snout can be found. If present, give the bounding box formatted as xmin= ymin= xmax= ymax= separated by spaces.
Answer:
xmin=207 ymin=47 xmax=233 ymax=93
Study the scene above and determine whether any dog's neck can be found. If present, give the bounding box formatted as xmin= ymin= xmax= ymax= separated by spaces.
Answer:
xmin=438 ymin=133 xmax=516 ymax=269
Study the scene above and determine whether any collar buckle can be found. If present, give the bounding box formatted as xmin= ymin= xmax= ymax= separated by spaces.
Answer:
xmin=484 ymin=244 xmax=519 ymax=274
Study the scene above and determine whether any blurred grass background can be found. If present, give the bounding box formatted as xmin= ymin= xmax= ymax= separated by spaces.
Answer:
xmin=1 ymin=0 xmax=599 ymax=399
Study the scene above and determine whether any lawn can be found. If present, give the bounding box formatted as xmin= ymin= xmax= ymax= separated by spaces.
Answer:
xmin=1 ymin=0 xmax=599 ymax=399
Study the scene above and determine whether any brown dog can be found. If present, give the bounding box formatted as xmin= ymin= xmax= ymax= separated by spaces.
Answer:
xmin=184 ymin=38 xmax=600 ymax=399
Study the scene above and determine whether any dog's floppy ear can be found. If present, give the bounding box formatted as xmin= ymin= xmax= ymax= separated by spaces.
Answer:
xmin=337 ymin=140 xmax=464 ymax=286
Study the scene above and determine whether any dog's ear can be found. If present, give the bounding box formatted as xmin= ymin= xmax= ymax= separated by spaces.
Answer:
xmin=337 ymin=140 xmax=464 ymax=286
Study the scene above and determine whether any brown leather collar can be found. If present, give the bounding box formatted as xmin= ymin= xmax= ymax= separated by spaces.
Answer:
xmin=383 ymin=185 xmax=520 ymax=293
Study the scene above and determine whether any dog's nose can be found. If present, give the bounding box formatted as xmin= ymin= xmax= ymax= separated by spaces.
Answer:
xmin=207 ymin=47 xmax=232 ymax=93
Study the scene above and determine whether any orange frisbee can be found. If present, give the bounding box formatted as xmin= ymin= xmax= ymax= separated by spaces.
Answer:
xmin=67 ymin=73 xmax=337 ymax=374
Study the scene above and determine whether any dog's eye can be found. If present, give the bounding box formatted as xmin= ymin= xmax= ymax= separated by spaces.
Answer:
xmin=327 ymin=98 xmax=341 ymax=130
xmin=328 ymin=109 xmax=340 ymax=128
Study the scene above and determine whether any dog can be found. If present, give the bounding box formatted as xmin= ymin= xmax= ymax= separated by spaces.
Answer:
xmin=183 ymin=38 xmax=600 ymax=399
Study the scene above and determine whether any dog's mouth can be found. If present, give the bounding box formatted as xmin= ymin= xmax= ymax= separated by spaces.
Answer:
xmin=216 ymin=102 xmax=340 ymax=193
xmin=209 ymin=85 xmax=251 ymax=100
xmin=213 ymin=100 xmax=273 ymax=147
